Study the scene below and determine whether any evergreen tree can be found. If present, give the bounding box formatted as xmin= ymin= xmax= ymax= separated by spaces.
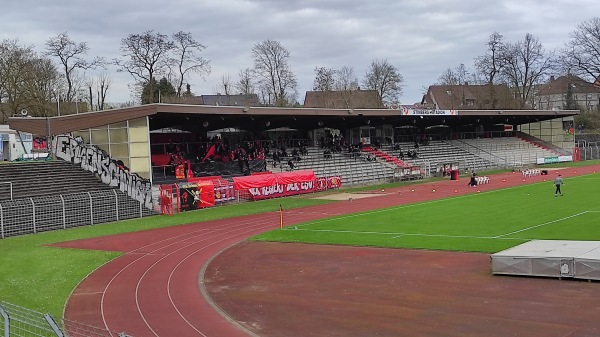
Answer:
xmin=141 ymin=77 xmax=176 ymax=104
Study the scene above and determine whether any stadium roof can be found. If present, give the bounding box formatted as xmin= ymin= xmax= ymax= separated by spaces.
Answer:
xmin=8 ymin=103 xmax=579 ymax=137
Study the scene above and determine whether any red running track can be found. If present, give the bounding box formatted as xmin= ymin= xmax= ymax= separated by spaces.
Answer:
xmin=55 ymin=165 xmax=600 ymax=337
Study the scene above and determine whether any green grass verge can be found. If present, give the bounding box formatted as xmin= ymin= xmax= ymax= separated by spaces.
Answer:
xmin=0 ymin=196 xmax=332 ymax=318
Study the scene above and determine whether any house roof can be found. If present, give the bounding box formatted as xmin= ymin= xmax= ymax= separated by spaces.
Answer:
xmin=537 ymin=74 xmax=600 ymax=96
xmin=304 ymin=90 xmax=382 ymax=109
xmin=421 ymin=84 xmax=522 ymax=110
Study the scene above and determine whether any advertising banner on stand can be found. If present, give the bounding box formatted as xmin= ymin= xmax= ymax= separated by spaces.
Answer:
xmin=233 ymin=170 xmax=317 ymax=200
xmin=178 ymin=180 xmax=215 ymax=211
xmin=316 ymin=176 xmax=343 ymax=191
xmin=327 ymin=176 xmax=342 ymax=189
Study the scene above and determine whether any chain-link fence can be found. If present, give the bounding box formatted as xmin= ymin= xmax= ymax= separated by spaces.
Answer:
xmin=0 ymin=301 xmax=131 ymax=337
xmin=0 ymin=190 xmax=154 ymax=239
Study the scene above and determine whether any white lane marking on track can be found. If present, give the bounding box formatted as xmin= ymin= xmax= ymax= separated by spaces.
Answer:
xmin=101 ymin=209 xmax=322 ymax=336
xmin=138 ymin=221 xmax=272 ymax=336
xmin=99 ymin=215 xmax=278 ymax=335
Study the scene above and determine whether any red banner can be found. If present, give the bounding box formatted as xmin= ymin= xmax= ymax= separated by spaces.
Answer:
xmin=327 ymin=176 xmax=342 ymax=189
xmin=151 ymin=154 xmax=171 ymax=166
xmin=233 ymin=173 xmax=277 ymax=190
xmin=233 ymin=170 xmax=317 ymax=200
xmin=159 ymin=184 xmax=174 ymax=215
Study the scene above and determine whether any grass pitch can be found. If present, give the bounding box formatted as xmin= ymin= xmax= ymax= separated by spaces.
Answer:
xmin=253 ymin=174 xmax=600 ymax=253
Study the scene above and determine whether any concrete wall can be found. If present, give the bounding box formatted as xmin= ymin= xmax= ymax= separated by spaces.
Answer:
xmin=518 ymin=116 xmax=575 ymax=150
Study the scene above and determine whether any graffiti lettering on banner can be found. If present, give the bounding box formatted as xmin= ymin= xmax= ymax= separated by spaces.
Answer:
xmin=248 ymin=180 xmax=315 ymax=199
xmin=233 ymin=170 xmax=318 ymax=200
xmin=52 ymin=135 xmax=153 ymax=209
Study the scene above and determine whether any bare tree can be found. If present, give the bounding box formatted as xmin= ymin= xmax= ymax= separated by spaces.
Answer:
xmin=251 ymin=40 xmax=298 ymax=107
xmin=561 ymin=17 xmax=600 ymax=83
xmin=96 ymin=73 xmax=112 ymax=110
xmin=235 ymin=68 xmax=255 ymax=95
xmin=0 ymin=39 xmax=60 ymax=120
xmin=313 ymin=66 xmax=335 ymax=91
xmin=474 ymin=32 xmax=505 ymax=84
xmin=0 ymin=39 xmax=34 ymax=119
xmin=45 ymin=32 xmax=103 ymax=113
xmin=257 ymin=82 xmax=274 ymax=106
xmin=85 ymin=73 xmax=111 ymax=111
xmin=438 ymin=64 xmax=472 ymax=85
xmin=170 ymin=31 xmax=210 ymax=97
xmin=115 ymin=31 xmax=174 ymax=104
xmin=85 ymin=77 xmax=94 ymax=111
xmin=455 ymin=63 xmax=471 ymax=84
xmin=310 ymin=66 xmax=337 ymax=108
xmin=334 ymin=66 xmax=359 ymax=91
xmin=333 ymin=66 xmax=359 ymax=109
xmin=500 ymin=33 xmax=555 ymax=108
xmin=362 ymin=59 xmax=404 ymax=107
xmin=28 ymin=57 xmax=61 ymax=116
xmin=438 ymin=68 xmax=459 ymax=85
xmin=216 ymin=74 xmax=233 ymax=95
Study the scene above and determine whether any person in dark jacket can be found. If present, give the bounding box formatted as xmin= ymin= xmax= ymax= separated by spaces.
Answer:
xmin=468 ymin=171 xmax=477 ymax=187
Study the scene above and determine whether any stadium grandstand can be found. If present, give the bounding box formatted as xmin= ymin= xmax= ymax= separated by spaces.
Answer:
xmin=2 ymin=100 xmax=578 ymax=233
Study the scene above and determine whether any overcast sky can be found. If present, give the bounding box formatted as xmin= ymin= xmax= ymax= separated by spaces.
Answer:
xmin=1 ymin=0 xmax=597 ymax=105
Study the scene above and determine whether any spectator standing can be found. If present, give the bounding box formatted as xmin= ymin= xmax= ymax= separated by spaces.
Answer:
xmin=554 ymin=174 xmax=564 ymax=196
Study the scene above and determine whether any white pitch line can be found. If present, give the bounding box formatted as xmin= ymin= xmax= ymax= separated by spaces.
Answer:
xmin=288 ymin=209 xmax=600 ymax=241
xmin=494 ymin=211 xmax=590 ymax=238
xmin=289 ymin=228 xmax=494 ymax=240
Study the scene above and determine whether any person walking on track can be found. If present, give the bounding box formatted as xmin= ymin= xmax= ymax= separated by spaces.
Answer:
xmin=554 ymin=174 xmax=564 ymax=197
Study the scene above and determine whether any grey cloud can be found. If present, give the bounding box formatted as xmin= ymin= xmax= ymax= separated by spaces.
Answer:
xmin=0 ymin=0 xmax=597 ymax=104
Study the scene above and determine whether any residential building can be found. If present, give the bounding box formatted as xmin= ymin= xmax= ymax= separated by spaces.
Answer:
xmin=420 ymin=84 xmax=522 ymax=110
xmin=304 ymin=89 xmax=383 ymax=109
xmin=535 ymin=74 xmax=600 ymax=113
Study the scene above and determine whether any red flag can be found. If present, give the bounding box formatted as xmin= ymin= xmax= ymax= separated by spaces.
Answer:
xmin=197 ymin=181 xmax=215 ymax=207
xmin=186 ymin=160 xmax=194 ymax=178
xmin=202 ymin=145 xmax=216 ymax=163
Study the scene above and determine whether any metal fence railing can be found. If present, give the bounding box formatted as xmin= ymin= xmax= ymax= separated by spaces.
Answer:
xmin=0 ymin=190 xmax=155 ymax=239
xmin=577 ymin=146 xmax=600 ymax=160
xmin=0 ymin=301 xmax=131 ymax=337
